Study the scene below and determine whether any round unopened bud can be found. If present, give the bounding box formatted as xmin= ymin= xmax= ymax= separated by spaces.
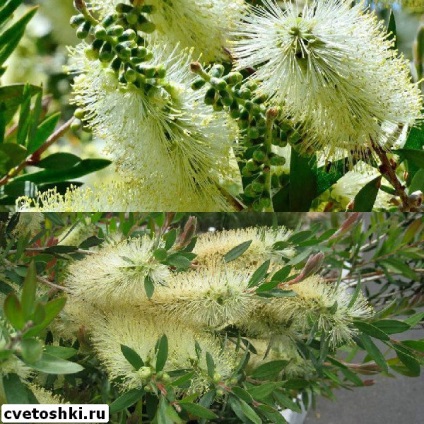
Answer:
xmin=119 ymin=29 xmax=137 ymax=41
xmin=191 ymin=78 xmax=206 ymax=90
xmin=102 ymin=14 xmax=117 ymax=28
xmin=106 ymin=25 xmax=124 ymax=37
xmin=253 ymin=149 xmax=267 ymax=163
xmin=156 ymin=65 xmax=166 ymax=79
xmin=125 ymin=68 xmax=138 ymax=83
xmin=246 ymin=159 xmax=260 ymax=172
xmin=204 ymin=88 xmax=216 ymax=105
xmin=125 ymin=11 xmax=138 ymax=25
xmin=116 ymin=3 xmax=133 ymax=13
xmin=138 ymin=366 xmax=153 ymax=380
xmin=230 ymin=101 xmax=240 ymax=119
xmin=210 ymin=77 xmax=227 ymax=91
xmin=239 ymin=87 xmax=251 ymax=99
xmin=99 ymin=43 xmax=114 ymax=62
xmin=210 ymin=64 xmax=225 ymax=77
xmin=269 ymin=155 xmax=286 ymax=167
xmin=247 ymin=127 xmax=260 ymax=139
xmin=94 ymin=25 xmax=107 ymax=39
xmin=137 ymin=18 xmax=156 ymax=33
xmin=213 ymin=373 xmax=222 ymax=383
xmin=225 ymin=72 xmax=243 ymax=85
xmin=252 ymin=181 xmax=264 ymax=194
xmin=74 ymin=108 xmax=86 ymax=119
xmin=70 ymin=14 xmax=85 ymax=28
xmin=71 ymin=118 xmax=82 ymax=131
xmin=219 ymin=90 xmax=233 ymax=106
xmin=110 ymin=57 xmax=122 ymax=72
xmin=76 ymin=21 xmax=91 ymax=39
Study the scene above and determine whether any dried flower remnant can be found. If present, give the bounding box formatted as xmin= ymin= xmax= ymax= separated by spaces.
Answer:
xmin=231 ymin=0 xmax=422 ymax=162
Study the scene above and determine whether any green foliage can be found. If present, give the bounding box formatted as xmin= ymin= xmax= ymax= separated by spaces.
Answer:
xmin=0 ymin=212 xmax=422 ymax=420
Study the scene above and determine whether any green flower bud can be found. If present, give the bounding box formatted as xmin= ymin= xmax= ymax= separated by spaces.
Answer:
xmin=141 ymin=5 xmax=154 ymax=13
xmin=106 ymin=25 xmax=124 ymax=37
xmin=213 ymin=99 xmax=224 ymax=111
xmin=70 ymin=14 xmax=85 ymax=28
xmin=124 ymin=68 xmax=138 ymax=83
xmin=204 ymin=87 xmax=216 ymax=105
xmin=137 ymin=16 xmax=156 ymax=33
xmin=230 ymin=101 xmax=240 ymax=119
xmin=138 ymin=366 xmax=153 ymax=380
xmin=253 ymin=149 xmax=267 ymax=163
xmin=84 ymin=47 xmax=98 ymax=60
xmin=210 ymin=77 xmax=227 ymax=91
xmin=191 ymin=78 xmax=206 ymax=90
xmin=125 ymin=11 xmax=139 ymax=25
xmin=101 ymin=14 xmax=117 ymax=28
xmin=253 ymin=94 xmax=267 ymax=104
xmin=269 ymin=154 xmax=286 ymax=166
xmin=252 ymin=181 xmax=264 ymax=194
xmin=156 ymin=65 xmax=166 ymax=79
xmin=244 ymin=184 xmax=257 ymax=197
xmin=219 ymin=90 xmax=233 ymax=106
xmin=99 ymin=43 xmax=114 ymax=62
xmin=116 ymin=3 xmax=133 ymax=13
xmin=239 ymin=87 xmax=251 ymax=99
xmin=110 ymin=57 xmax=122 ymax=72
xmin=71 ymin=118 xmax=82 ymax=131
xmin=92 ymin=38 xmax=104 ymax=52
xmin=119 ymin=29 xmax=137 ymax=41
xmin=74 ymin=108 xmax=86 ymax=119
xmin=225 ymin=72 xmax=243 ymax=85
xmin=94 ymin=25 xmax=107 ymax=39
xmin=239 ymin=108 xmax=249 ymax=120
xmin=246 ymin=159 xmax=259 ymax=172
xmin=76 ymin=21 xmax=91 ymax=39
xmin=247 ymin=127 xmax=260 ymax=139
xmin=210 ymin=64 xmax=225 ymax=77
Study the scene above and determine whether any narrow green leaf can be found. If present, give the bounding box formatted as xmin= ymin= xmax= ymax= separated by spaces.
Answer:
xmin=79 ymin=236 xmax=104 ymax=249
xmin=144 ymin=275 xmax=155 ymax=299
xmin=0 ymin=0 xmax=25 ymax=28
xmin=247 ymin=382 xmax=282 ymax=400
xmin=380 ymin=258 xmax=419 ymax=280
xmin=354 ymin=321 xmax=390 ymax=341
xmin=4 ymin=292 xmax=25 ymax=330
xmin=3 ymin=373 xmax=30 ymax=404
xmin=247 ymin=260 xmax=270 ymax=288
xmin=229 ymin=395 xmax=261 ymax=424
xmin=30 ymin=352 xmax=83 ymax=374
xmin=270 ymin=265 xmax=292 ymax=284
xmin=21 ymin=261 xmax=37 ymax=321
xmin=0 ymin=84 xmax=41 ymax=127
xmin=110 ymin=388 xmax=144 ymax=414
xmin=164 ymin=229 xmax=177 ymax=250
xmin=44 ymin=346 xmax=77 ymax=360
xmin=121 ymin=344 xmax=144 ymax=370
xmin=393 ymin=345 xmax=420 ymax=377
xmin=256 ymin=289 xmax=296 ymax=298
xmin=171 ymin=371 xmax=195 ymax=387
xmin=27 ymin=113 xmax=61 ymax=154
xmin=251 ymin=360 xmax=287 ymax=379
xmin=290 ymin=149 xmax=317 ymax=211
xmin=155 ymin=334 xmax=168 ymax=372
xmin=273 ymin=391 xmax=302 ymax=413
xmin=372 ymin=320 xmax=410 ymax=335
xmin=352 ymin=176 xmax=381 ymax=211
xmin=357 ymin=334 xmax=388 ymax=373
xmin=13 ymin=159 xmax=112 ymax=184
xmin=223 ymin=240 xmax=252 ymax=263
xmin=401 ymin=340 xmax=424 ymax=352
xmin=20 ymin=338 xmax=43 ymax=364
xmin=0 ymin=143 xmax=28 ymax=174
xmin=393 ymin=149 xmax=424 ymax=168
xmin=232 ymin=387 xmax=253 ymax=404
xmin=404 ymin=312 xmax=424 ymax=327
xmin=16 ymin=84 xmax=32 ymax=146
xmin=24 ymin=297 xmax=66 ymax=338
xmin=206 ymin=352 xmax=215 ymax=379
xmin=179 ymin=402 xmax=218 ymax=420
xmin=36 ymin=152 xmax=80 ymax=170
xmin=166 ymin=253 xmax=191 ymax=269
xmin=0 ymin=7 xmax=38 ymax=67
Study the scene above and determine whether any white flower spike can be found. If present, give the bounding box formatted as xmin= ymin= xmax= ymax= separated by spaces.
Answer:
xmin=231 ymin=0 xmax=422 ymax=162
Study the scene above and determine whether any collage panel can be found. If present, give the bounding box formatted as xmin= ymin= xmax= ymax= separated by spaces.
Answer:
xmin=0 ymin=212 xmax=423 ymax=423
xmin=0 ymin=0 xmax=423 ymax=212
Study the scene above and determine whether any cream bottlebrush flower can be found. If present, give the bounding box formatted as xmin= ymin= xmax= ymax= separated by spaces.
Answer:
xmin=68 ymin=42 xmax=237 ymax=211
xmin=12 ymin=212 xmax=44 ymax=237
xmin=28 ymin=385 xmax=67 ymax=404
xmin=91 ymin=311 xmax=236 ymax=393
xmin=231 ymin=0 xmax=422 ymax=161
xmin=65 ymin=236 xmax=170 ymax=308
xmin=194 ymin=226 xmax=295 ymax=267
xmin=259 ymin=275 xmax=373 ymax=347
xmin=147 ymin=262 xmax=255 ymax=329
xmin=90 ymin=0 xmax=246 ymax=62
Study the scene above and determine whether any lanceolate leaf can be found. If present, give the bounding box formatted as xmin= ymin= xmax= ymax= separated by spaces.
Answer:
xmin=352 ymin=176 xmax=381 ymax=212
xmin=224 ymin=240 xmax=252 ymax=263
